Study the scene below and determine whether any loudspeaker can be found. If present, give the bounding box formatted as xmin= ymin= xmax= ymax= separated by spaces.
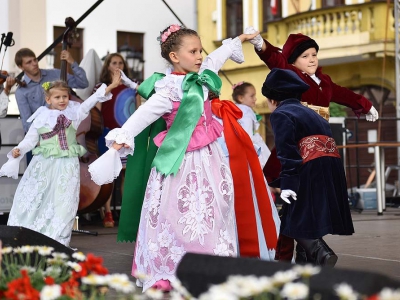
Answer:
xmin=176 ymin=253 xmax=400 ymax=299
xmin=0 ymin=225 xmax=74 ymax=256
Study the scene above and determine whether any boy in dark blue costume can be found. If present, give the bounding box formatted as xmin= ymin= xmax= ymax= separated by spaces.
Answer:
xmin=264 ymin=68 xmax=354 ymax=266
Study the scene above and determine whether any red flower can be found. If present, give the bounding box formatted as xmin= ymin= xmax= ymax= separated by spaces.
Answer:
xmin=4 ymin=270 xmax=40 ymax=300
xmin=72 ymin=253 xmax=108 ymax=280
xmin=61 ymin=278 xmax=82 ymax=299
xmin=44 ymin=276 xmax=55 ymax=285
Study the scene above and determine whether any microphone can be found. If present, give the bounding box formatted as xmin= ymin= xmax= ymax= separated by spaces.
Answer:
xmin=4 ymin=32 xmax=14 ymax=47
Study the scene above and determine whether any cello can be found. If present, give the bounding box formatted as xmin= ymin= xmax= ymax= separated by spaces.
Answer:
xmin=60 ymin=17 xmax=113 ymax=214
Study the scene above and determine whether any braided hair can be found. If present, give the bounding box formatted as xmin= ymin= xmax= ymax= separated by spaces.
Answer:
xmin=160 ymin=26 xmax=199 ymax=64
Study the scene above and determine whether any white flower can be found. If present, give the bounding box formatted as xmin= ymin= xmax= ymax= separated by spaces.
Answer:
xmin=20 ymin=266 xmax=36 ymax=273
xmin=133 ymin=270 xmax=150 ymax=280
xmin=40 ymin=285 xmax=62 ymax=300
xmin=106 ymin=273 xmax=135 ymax=293
xmin=45 ymin=266 xmax=62 ymax=276
xmin=1 ymin=247 xmax=13 ymax=254
xmin=280 ymin=282 xmax=309 ymax=299
xmin=20 ymin=246 xmax=34 ymax=253
xmin=335 ymin=283 xmax=359 ymax=300
xmin=171 ymin=278 xmax=192 ymax=298
xmin=52 ymin=252 xmax=69 ymax=260
xmin=145 ymin=288 xmax=164 ymax=299
xmin=38 ymin=246 xmax=54 ymax=256
xmin=82 ymin=274 xmax=108 ymax=285
xmin=67 ymin=261 xmax=82 ymax=272
xmin=293 ymin=264 xmax=321 ymax=277
xmin=272 ymin=270 xmax=299 ymax=286
xmin=378 ymin=288 xmax=400 ymax=300
xmin=198 ymin=283 xmax=239 ymax=300
xmin=72 ymin=251 xmax=86 ymax=261
xmin=13 ymin=247 xmax=23 ymax=254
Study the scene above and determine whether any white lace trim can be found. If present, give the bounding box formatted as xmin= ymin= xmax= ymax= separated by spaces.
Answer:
xmin=88 ymin=148 xmax=123 ymax=185
xmin=104 ymin=128 xmax=135 ymax=157
xmin=222 ymin=36 xmax=244 ymax=64
xmin=154 ymin=74 xmax=184 ymax=102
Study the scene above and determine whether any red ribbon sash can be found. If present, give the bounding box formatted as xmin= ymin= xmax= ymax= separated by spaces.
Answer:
xmin=212 ymin=99 xmax=277 ymax=257
xmin=299 ymin=135 xmax=340 ymax=164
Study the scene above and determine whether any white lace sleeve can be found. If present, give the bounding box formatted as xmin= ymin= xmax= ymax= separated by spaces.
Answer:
xmin=105 ymin=93 xmax=172 ymax=157
xmin=200 ymin=36 xmax=244 ymax=73
xmin=0 ymin=91 xmax=9 ymax=118
xmin=0 ymin=126 xmax=39 ymax=179
xmin=88 ymin=93 xmax=172 ymax=185
xmin=88 ymin=148 xmax=122 ymax=185
xmin=76 ymin=83 xmax=112 ymax=125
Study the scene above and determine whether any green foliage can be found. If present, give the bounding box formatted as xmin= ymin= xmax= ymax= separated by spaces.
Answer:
xmin=329 ymin=102 xmax=348 ymax=117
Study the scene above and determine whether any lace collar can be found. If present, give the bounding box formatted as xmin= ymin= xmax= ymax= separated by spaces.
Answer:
xmin=27 ymin=101 xmax=81 ymax=129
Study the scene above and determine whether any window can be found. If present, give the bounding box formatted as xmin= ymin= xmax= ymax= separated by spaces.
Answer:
xmin=53 ymin=26 xmax=84 ymax=74
xmin=321 ymin=0 xmax=344 ymax=7
xmin=117 ymin=31 xmax=144 ymax=81
xmin=226 ymin=0 xmax=243 ymax=38
xmin=262 ymin=0 xmax=282 ymax=32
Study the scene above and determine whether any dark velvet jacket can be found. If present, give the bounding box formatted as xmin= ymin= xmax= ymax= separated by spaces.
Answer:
xmin=270 ymin=99 xmax=354 ymax=239
xmin=257 ymin=40 xmax=372 ymax=116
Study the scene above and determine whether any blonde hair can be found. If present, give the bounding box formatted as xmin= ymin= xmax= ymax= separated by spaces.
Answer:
xmin=42 ymin=80 xmax=70 ymax=97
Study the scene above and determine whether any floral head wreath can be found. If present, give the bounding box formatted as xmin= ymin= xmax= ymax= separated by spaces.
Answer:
xmin=157 ymin=24 xmax=183 ymax=44
xmin=232 ymin=81 xmax=244 ymax=90
xmin=42 ymin=82 xmax=51 ymax=91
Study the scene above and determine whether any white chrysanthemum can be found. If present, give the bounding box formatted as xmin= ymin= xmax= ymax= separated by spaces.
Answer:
xmin=82 ymin=274 xmax=108 ymax=285
xmin=169 ymin=289 xmax=187 ymax=300
xmin=198 ymin=283 xmax=239 ymax=300
xmin=13 ymin=247 xmax=23 ymax=254
xmin=378 ymin=288 xmax=400 ymax=300
xmin=225 ymin=275 xmax=268 ymax=297
xmin=46 ymin=258 xmax=66 ymax=266
xmin=144 ymin=288 xmax=164 ymax=299
xmin=52 ymin=252 xmax=69 ymax=260
xmin=293 ymin=264 xmax=321 ymax=277
xmin=281 ymin=282 xmax=309 ymax=299
xmin=170 ymin=278 xmax=192 ymax=297
xmin=72 ymin=251 xmax=86 ymax=261
xmin=38 ymin=246 xmax=54 ymax=256
xmin=133 ymin=270 xmax=149 ymax=280
xmin=40 ymin=285 xmax=62 ymax=300
xmin=67 ymin=261 xmax=82 ymax=272
xmin=106 ymin=273 xmax=135 ymax=293
xmin=20 ymin=245 xmax=34 ymax=253
xmin=334 ymin=283 xmax=358 ymax=300
xmin=1 ymin=247 xmax=13 ymax=254
xmin=273 ymin=270 xmax=299 ymax=286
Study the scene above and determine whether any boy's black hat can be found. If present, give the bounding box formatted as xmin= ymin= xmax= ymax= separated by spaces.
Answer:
xmin=261 ymin=68 xmax=310 ymax=101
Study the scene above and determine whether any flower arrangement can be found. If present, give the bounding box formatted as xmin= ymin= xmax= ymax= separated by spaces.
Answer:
xmin=0 ymin=243 xmax=139 ymax=300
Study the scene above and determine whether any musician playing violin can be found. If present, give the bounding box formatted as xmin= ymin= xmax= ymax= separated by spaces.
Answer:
xmin=14 ymin=48 xmax=88 ymax=133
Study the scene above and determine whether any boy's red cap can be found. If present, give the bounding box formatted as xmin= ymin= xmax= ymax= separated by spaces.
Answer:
xmin=282 ymin=33 xmax=319 ymax=64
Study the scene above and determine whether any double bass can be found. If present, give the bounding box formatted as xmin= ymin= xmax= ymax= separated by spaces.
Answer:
xmin=60 ymin=17 xmax=113 ymax=214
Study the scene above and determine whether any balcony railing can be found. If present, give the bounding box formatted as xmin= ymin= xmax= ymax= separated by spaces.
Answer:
xmin=263 ymin=1 xmax=394 ymax=46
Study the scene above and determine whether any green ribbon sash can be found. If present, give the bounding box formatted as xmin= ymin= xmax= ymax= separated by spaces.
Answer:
xmin=151 ymin=69 xmax=222 ymax=176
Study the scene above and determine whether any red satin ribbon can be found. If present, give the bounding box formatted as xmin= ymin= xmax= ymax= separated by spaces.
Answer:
xmin=212 ymin=99 xmax=277 ymax=257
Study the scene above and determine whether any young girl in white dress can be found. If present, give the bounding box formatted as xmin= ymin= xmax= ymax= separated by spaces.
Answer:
xmin=88 ymin=24 xmax=260 ymax=291
xmin=0 ymin=73 xmax=120 ymax=246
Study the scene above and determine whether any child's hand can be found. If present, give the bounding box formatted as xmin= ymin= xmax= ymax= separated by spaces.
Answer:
xmin=12 ymin=148 xmax=20 ymax=158
xmin=238 ymin=31 xmax=260 ymax=43
xmin=244 ymin=26 xmax=264 ymax=51
xmin=112 ymin=142 xmax=130 ymax=151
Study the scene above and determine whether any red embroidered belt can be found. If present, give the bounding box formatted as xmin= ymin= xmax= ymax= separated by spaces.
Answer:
xmin=299 ymin=135 xmax=340 ymax=163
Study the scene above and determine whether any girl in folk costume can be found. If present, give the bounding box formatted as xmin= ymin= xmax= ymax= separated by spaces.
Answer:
xmin=0 ymin=76 xmax=120 ymax=246
xmin=212 ymin=81 xmax=280 ymax=261
xmin=231 ymin=81 xmax=270 ymax=167
xmin=264 ymin=68 xmax=354 ymax=266
xmin=88 ymin=24 xmax=264 ymax=291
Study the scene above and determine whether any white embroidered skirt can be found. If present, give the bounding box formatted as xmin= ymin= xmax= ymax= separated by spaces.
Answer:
xmin=132 ymin=141 xmax=238 ymax=291
xmin=7 ymin=155 xmax=80 ymax=246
